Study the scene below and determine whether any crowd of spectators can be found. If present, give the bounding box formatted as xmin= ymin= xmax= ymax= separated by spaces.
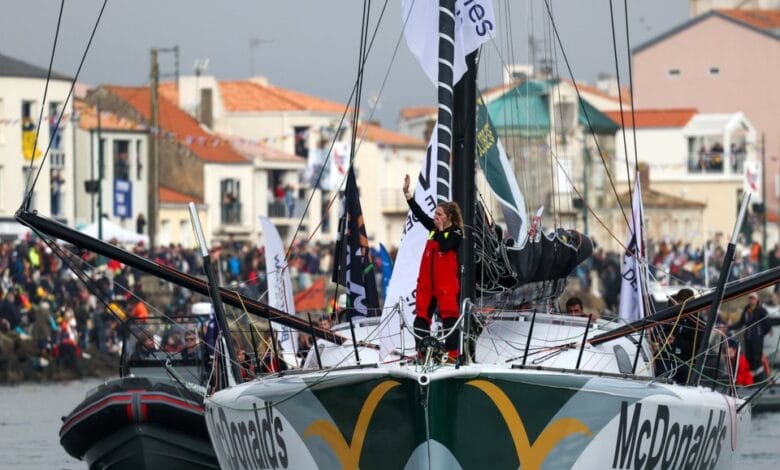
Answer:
xmin=0 ymin=229 xmax=777 ymax=380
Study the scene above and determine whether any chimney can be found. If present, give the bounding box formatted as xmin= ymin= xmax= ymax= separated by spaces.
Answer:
xmin=638 ymin=161 xmax=649 ymax=191
xmin=200 ymin=88 xmax=213 ymax=129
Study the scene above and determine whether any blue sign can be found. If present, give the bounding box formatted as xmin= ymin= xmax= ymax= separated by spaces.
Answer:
xmin=113 ymin=179 xmax=132 ymax=218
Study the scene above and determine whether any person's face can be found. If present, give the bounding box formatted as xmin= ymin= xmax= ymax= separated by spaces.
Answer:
xmin=433 ymin=206 xmax=451 ymax=230
xmin=749 ymin=296 xmax=758 ymax=308
xmin=567 ymin=304 xmax=582 ymax=315
xmin=185 ymin=334 xmax=197 ymax=348
xmin=143 ymin=337 xmax=154 ymax=349
xmin=319 ymin=319 xmax=331 ymax=330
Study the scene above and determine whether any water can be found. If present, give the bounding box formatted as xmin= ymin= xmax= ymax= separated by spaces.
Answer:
xmin=0 ymin=379 xmax=778 ymax=469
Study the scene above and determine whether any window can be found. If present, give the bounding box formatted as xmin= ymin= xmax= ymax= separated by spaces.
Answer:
xmin=708 ymin=66 xmax=720 ymax=76
xmin=667 ymin=68 xmax=681 ymax=78
xmin=294 ymin=126 xmax=309 ymax=157
xmin=0 ymin=98 xmax=5 ymax=145
xmin=220 ymin=178 xmax=241 ymax=224
xmin=50 ymin=169 xmax=64 ymax=217
xmin=21 ymin=101 xmax=38 ymax=160
xmin=48 ymin=101 xmax=63 ymax=149
xmin=113 ymin=140 xmax=130 ymax=180
xmin=136 ymin=139 xmax=143 ymax=180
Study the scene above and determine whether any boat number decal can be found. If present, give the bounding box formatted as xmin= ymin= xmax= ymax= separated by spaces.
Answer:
xmin=611 ymin=401 xmax=727 ymax=469
xmin=466 ymin=379 xmax=592 ymax=470
xmin=304 ymin=380 xmax=401 ymax=470
xmin=206 ymin=403 xmax=289 ymax=469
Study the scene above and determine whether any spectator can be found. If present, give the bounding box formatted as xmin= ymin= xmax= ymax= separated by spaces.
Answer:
xmin=730 ymin=292 xmax=771 ymax=380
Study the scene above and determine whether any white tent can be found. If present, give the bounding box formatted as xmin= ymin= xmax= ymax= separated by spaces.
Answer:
xmin=82 ymin=218 xmax=149 ymax=245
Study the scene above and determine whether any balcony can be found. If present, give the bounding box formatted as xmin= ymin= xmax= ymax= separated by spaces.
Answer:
xmin=220 ymin=201 xmax=242 ymax=225
xmin=381 ymin=189 xmax=408 ymax=214
xmin=688 ymin=150 xmax=746 ymax=175
xmin=267 ymin=198 xmax=307 ymax=219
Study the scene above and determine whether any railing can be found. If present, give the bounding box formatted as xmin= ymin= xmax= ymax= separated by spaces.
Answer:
xmin=688 ymin=151 xmax=746 ymax=174
xmin=220 ymin=201 xmax=242 ymax=225
xmin=381 ymin=189 xmax=408 ymax=213
xmin=267 ymin=198 xmax=307 ymax=219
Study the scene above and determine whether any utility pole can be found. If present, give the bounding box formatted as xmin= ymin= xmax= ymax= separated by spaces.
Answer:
xmin=96 ymin=98 xmax=103 ymax=241
xmin=582 ymin=145 xmax=590 ymax=234
xmin=149 ymin=48 xmax=160 ymax=250
xmin=761 ymin=132 xmax=767 ymax=269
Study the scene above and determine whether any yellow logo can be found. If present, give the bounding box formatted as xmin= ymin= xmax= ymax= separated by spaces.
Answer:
xmin=304 ymin=380 xmax=400 ymax=470
xmin=467 ymin=380 xmax=592 ymax=470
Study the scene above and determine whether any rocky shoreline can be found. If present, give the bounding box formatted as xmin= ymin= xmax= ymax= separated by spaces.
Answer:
xmin=0 ymin=333 xmax=118 ymax=384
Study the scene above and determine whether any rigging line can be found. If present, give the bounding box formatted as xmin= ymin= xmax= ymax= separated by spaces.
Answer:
xmin=280 ymin=0 xmax=390 ymax=261
xmin=608 ymin=0 xmax=634 ymax=212
xmin=622 ymin=0 xmax=640 ymax=175
xmin=22 ymin=0 xmax=109 ymax=205
xmin=22 ymin=0 xmax=65 ymax=211
xmin=349 ymin=0 xmax=371 ymax=165
xmin=40 ymin=236 xmax=204 ymax=384
xmin=541 ymin=0 xmax=629 ymax=228
xmin=548 ymin=146 xmax=628 ymax=250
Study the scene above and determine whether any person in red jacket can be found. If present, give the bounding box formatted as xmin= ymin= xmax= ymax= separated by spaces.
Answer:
xmin=403 ymin=174 xmax=463 ymax=361
xmin=726 ymin=336 xmax=754 ymax=386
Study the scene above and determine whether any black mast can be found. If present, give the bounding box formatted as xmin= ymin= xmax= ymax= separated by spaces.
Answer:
xmin=453 ymin=51 xmax=478 ymax=360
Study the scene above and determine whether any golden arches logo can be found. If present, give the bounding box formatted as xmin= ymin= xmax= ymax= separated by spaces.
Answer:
xmin=467 ymin=379 xmax=592 ymax=470
xmin=304 ymin=380 xmax=400 ymax=470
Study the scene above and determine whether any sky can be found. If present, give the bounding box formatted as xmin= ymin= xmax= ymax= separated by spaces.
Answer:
xmin=0 ymin=0 xmax=690 ymax=129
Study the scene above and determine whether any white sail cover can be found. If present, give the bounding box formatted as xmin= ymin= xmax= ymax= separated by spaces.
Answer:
xmin=259 ymin=216 xmax=299 ymax=364
xmin=618 ymin=177 xmax=646 ymax=322
xmin=380 ymin=132 xmax=440 ymax=357
xmin=402 ymin=0 xmax=496 ymax=86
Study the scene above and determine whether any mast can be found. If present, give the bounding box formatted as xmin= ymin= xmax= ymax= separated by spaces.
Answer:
xmin=453 ymin=51 xmax=478 ymax=312
xmin=435 ymin=0 xmax=455 ymax=203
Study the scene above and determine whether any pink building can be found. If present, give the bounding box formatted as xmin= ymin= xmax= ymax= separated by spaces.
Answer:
xmin=632 ymin=9 xmax=780 ymax=224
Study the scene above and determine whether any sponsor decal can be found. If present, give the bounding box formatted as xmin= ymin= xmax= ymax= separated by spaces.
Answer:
xmin=467 ymin=380 xmax=592 ymax=470
xmin=304 ymin=380 xmax=400 ymax=470
xmin=612 ymin=401 xmax=727 ymax=470
xmin=206 ymin=402 xmax=289 ymax=470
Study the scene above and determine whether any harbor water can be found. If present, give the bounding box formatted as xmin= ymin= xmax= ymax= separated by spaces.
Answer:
xmin=0 ymin=378 xmax=777 ymax=469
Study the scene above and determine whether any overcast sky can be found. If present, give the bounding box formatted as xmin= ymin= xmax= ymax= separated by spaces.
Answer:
xmin=1 ymin=0 xmax=689 ymax=128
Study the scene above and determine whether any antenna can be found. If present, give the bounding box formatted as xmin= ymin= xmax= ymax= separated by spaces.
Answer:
xmin=249 ymin=36 xmax=273 ymax=76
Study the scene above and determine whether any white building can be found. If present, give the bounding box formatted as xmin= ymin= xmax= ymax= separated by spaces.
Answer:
xmin=0 ymin=53 xmax=75 ymax=236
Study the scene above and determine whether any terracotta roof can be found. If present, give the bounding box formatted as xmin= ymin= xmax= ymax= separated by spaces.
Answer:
xmin=605 ymin=108 xmax=697 ymax=128
xmin=358 ymin=122 xmax=427 ymax=148
xmin=160 ymin=186 xmax=202 ymax=204
xmin=399 ymin=106 xmax=436 ymax=121
xmin=561 ymin=78 xmax=632 ymax=106
xmin=618 ymin=189 xmax=706 ymax=210
xmin=219 ymin=80 xmax=346 ymax=113
xmin=105 ymin=86 xmax=246 ymax=164
xmin=718 ymin=9 xmax=780 ymax=33
xmin=75 ymin=100 xmax=145 ymax=131
xmin=228 ymin=136 xmax=306 ymax=164
xmin=158 ymin=82 xmax=179 ymax=106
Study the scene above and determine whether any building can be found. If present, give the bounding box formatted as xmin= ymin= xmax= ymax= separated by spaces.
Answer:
xmin=608 ymin=108 xmax=765 ymax=244
xmin=162 ymin=76 xmax=427 ymax=246
xmin=73 ymin=100 xmax=148 ymax=234
xmin=632 ymin=9 xmax=780 ymax=238
xmin=0 ymin=52 xmax=74 ymax=236
xmin=86 ymin=85 xmax=252 ymax=246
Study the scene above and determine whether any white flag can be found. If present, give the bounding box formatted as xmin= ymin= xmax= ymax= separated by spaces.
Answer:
xmin=259 ymin=216 xmax=299 ymax=366
xmin=618 ymin=177 xmax=646 ymax=322
xmin=402 ymin=0 xmax=496 ymax=86
xmin=379 ymin=130 xmax=440 ymax=357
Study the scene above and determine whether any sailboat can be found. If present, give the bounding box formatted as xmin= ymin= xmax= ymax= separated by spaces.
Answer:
xmin=193 ymin=3 xmax=776 ymax=469
xmin=15 ymin=1 xmax=780 ymax=469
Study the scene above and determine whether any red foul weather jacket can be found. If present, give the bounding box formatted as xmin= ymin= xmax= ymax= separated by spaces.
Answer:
xmin=406 ymin=196 xmax=462 ymax=320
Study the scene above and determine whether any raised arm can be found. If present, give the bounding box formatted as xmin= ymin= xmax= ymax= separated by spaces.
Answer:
xmin=403 ymin=174 xmax=435 ymax=231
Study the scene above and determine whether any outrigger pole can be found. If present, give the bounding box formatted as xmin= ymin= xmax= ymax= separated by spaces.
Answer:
xmin=189 ymin=203 xmax=241 ymax=386
xmin=691 ymin=193 xmax=751 ymax=383
xmin=16 ymin=210 xmax=353 ymax=346
xmin=590 ymin=266 xmax=780 ymax=346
